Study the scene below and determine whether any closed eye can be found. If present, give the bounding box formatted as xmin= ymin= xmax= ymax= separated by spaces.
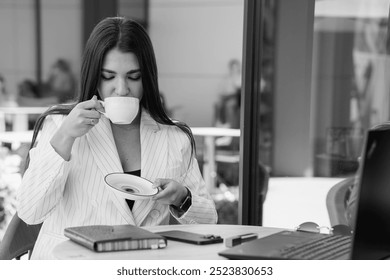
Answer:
xmin=101 ymin=74 xmax=115 ymax=80
xmin=128 ymin=74 xmax=141 ymax=81
xmin=101 ymin=69 xmax=141 ymax=81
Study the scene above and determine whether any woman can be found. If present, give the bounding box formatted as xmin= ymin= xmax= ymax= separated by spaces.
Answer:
xmin=17 ymin=17 xmax=217 ymax=259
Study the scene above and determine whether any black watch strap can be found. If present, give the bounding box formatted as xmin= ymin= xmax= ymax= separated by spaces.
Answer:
xmin=172 ymin=187 xmax=192 ymax=213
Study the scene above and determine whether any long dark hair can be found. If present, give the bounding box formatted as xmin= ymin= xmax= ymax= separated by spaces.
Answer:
xmin=26 ymin=17 xmax=195 ymax=169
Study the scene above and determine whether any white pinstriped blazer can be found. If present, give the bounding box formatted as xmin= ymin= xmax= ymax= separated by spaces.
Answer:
xmin=17 ymin=109 xmax=217 ymax=259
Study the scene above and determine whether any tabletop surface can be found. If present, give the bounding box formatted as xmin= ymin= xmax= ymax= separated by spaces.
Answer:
xmin=52 ymin=224 xmax=283 ymax=260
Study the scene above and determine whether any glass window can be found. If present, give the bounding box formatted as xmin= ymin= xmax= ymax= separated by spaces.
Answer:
xmin=261 ymin=0 xmax=390 ymax=229
xmin=147 ymin=0 xmax=245 ymax=225
xmin=312 ymin=0 xmax=390 ymax=178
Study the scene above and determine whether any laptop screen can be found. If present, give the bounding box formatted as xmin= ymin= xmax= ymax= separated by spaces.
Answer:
xmin=352 ymin=128 xmax=390 ymax=259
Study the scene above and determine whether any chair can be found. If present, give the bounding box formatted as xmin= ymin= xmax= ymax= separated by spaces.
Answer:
xmin=0 ymin=213 xmax=42 ymax=260
xmin=254 ymin=162 xmax=269 ymax=226
xmin=326 ymin=177 xmax=354 ymax=227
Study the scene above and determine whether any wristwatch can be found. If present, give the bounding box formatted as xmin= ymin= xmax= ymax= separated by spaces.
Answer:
xmin=172 ymin=187 xmax=192 ymax=213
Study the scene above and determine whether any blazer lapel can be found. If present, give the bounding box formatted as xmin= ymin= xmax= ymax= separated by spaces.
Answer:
xmin=86 ymin=116 xmax=136 ymax=225
xmin=132 ymin=110 xmax=168 ymax=226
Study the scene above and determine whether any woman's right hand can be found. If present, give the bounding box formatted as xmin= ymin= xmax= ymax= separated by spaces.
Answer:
xmin=58 ymin=96 xmax=102 ymax=139
xmin=50 ymin=96 xmax=103 ymax=160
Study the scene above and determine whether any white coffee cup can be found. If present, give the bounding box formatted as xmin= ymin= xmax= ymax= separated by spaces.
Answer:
xmin=98 ymin=97 xmax=139 ymax=124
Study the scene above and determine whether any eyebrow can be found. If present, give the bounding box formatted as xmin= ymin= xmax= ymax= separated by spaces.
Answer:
xmin=101 ymin=68 xmax=141 ymax=74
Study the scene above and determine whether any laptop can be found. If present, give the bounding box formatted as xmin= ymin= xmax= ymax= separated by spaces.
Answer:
xmin=219 ymin=128 xmax=390 ymax=260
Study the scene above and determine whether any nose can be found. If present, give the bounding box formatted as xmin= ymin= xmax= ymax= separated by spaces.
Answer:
xmin=115 ymin=78 xmax=129 ymax=96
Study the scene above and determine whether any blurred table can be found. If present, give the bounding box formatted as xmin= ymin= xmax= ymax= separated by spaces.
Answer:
xmin=263 ymin=177 xmax=345 ymax=229
xmin=0 ymin=130 xmax=34 ymax=150
xmin=0 ymin=106 xmax=48 ymax=131
xmin=191 ymin=127 xmax=240 ymax=190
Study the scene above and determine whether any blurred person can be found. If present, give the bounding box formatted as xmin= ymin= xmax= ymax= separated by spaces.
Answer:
xmin=0 ymin=74 xmax=17 ymax=107
xmin=17 ymin=79 xmax=57 ymax=107
xmin=0 ymin=74 xmax=17 ymax=131
xmin=218 ymin=58 xmax=242 ymax=96
xmin=42 ymin=59 xmax=76 ymax=103
xmin=0 ymin=74 xmax=6 ymax=105
xmin=17 ymin=79 xmax=38 ymax=99
xmin=213 ymin=59 xmax=242 ymax=153
xmin=215 ymin=59 xmax=242 ymax=129
xmin=17 ymin=17 xmax=217 ymax=259
xmin=17 ymin=59 xmax=76 ymax=107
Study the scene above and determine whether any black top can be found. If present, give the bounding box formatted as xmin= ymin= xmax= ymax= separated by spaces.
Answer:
xmin=124 ymin=169 xmax=141 ymax=211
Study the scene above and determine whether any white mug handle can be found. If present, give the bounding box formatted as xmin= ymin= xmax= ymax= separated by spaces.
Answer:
xmin=96 ymin=100 xmax=107 ymax=117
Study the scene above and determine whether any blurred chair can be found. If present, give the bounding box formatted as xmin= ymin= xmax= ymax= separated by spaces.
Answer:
xmin=254 ymin=161 xmax=269 ymax=226
xmin=257 ymin=161 xmax=269 ymax=204
xmin=215 ymin=161 xmax=269 ymax=225
xmin=326 ymin=177 xmax=354 ymax=227
xmin=0 ymin=213 xmax=42 ymax=260
xmin=213 ymin=93 xmax=269 ymax=225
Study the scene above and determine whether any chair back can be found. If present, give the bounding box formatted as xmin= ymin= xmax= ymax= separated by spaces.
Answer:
xmin=326 ymin=177 xmax=354 ymax=227
xmin=0 ymin=213 xmax=42 ymax=260
xmin=254 ymin=162 xmax=269 ymax=226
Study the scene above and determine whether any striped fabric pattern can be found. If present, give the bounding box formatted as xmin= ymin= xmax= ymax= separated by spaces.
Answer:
xmin=17 ymin=110 xmax=217 ymax=259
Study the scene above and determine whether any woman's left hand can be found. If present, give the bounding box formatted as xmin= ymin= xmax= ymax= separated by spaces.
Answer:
xmin=152 ymin=179 xmax=188 ymax=206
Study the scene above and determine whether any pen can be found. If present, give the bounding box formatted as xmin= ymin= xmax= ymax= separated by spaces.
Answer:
xmin=225 ymin=233 xmax=258 ymax=247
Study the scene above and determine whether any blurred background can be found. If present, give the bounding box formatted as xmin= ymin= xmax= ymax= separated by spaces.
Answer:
xmin=0 ymin=0 xmax=244 ymax=127
xmin=1 ymin=0 xmax=390 ymax=239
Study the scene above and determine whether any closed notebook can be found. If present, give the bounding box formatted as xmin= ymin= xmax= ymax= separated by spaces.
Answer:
xmin=64 ymin=225 xmax=167 ymax=252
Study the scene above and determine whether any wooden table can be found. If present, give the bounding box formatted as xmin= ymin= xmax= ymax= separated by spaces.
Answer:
xmin=52 ymin=224 xmax=283 ymax=260
xmin=191 ymin=127 xmax=240 ymax=190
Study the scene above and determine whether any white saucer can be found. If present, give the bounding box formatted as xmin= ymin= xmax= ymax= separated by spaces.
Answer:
xmin=104 ymin=173 xmax=158 ymax=200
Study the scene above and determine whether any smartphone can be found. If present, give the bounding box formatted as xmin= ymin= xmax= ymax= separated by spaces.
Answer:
xmin=156 ymin=230 xmax=223 ymax=245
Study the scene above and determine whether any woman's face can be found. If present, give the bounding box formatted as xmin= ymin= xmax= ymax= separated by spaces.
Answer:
xmin=98 ymin=48 xmax=143 ymax=100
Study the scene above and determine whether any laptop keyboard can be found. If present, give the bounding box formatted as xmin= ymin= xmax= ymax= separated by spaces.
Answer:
xmin=279 ymin=234 xmax=352 ymax=260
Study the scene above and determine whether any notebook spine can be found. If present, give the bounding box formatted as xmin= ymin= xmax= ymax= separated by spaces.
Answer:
xmin=96 ymin=238 xmax=167 ymax=252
